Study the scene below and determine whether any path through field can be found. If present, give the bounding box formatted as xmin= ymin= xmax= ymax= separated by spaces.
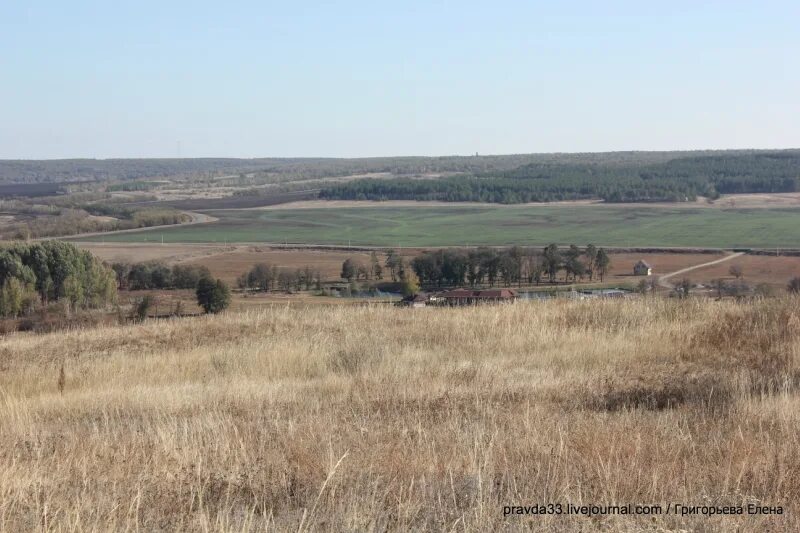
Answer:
xmin=657 ymin=252 xmax=745 ymax=288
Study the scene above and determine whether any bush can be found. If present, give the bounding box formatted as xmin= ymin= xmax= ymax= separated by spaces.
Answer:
xmin=788 ymin=277 xmax=800 ymax=294
xmin=133 ymin=295 xmax=154 ymax=322
xmin=196 ymin=277 xmax=231 ymax=314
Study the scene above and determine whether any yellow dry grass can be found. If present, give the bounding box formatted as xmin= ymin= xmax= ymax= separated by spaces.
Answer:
xmin=1 ymin=298 xmax=799 ymax=531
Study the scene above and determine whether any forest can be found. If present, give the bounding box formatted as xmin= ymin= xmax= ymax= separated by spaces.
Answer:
xmin=319 ymin=151 xmax=800 ymax=203
xmin=3 ymin=150 xmax=796 ymax=189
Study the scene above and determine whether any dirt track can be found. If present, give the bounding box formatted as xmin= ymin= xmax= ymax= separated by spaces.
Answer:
xmin=658 ymin=252 xmax=745 ymax=288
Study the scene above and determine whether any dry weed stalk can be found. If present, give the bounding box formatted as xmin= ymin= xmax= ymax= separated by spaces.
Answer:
xmin=57 ymin=363 xmax=65 ymax=395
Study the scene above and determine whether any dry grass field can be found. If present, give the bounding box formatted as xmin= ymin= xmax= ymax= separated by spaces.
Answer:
xmin=78 ymin=244 xmax=384 ymax=285
xmin=117 ymin=289 xmax=382 ymax=317
xmin=181 ymin=247 xmax=384 ymax=285
xmin=77 ymin=243 xmax=231 ymax=265
xmin=1 ymin=298 xmax=799 ymax=531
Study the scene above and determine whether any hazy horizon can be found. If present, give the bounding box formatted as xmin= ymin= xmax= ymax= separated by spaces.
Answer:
xmin=2 ymin=1 xmax=798 ymax=159
xmin=3 ymin=146 xmax=800 ymax=163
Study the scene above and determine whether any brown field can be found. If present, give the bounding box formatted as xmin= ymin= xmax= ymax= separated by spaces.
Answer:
xmin=1 ymin=298 xmax=799 ymax=530
xmin=181 ymin=247 xmax=386 ymax=284
xmin=603 ymin=252 xmax=723 ymax=283
xmin=682 ymin=254 xmax=800 ymax=288
xmin=81 ymin=242 xmax=720 ymax=284
xmin=78 ymin=243 xmax=235 ymax=265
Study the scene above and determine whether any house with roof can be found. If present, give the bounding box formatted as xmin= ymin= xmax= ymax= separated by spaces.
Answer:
xmin=633 ymin=260 xmax=652 ymax=276
xmin=399 ymin=293 xmax=431 ymax=308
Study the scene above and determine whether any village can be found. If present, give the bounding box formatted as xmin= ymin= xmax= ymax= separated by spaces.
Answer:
xmin=397 ymin=260 xmax=650 ymax=307
xmin=398 ymin=286 xmax=633 ymax=307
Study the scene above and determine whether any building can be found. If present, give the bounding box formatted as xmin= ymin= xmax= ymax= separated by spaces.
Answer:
xmin=438 ymin=288 xmax=518 ymax=305
xmin=578 ymin=288 xmax=630 ymax=299
xmin=633 ymin=260 xmax=652 ymax=276
xmin=399 ymin=293 xmax=430 ymax=308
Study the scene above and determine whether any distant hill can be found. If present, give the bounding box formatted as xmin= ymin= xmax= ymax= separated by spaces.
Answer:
xmin=2 ymin=149 xmax=797 ymax=184
xmin=319 ymin=149 xmax=800 ymax=204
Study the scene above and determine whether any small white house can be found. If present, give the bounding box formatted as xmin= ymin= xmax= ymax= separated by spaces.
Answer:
xmin=633 ymin=260 xmax=652 ymax=276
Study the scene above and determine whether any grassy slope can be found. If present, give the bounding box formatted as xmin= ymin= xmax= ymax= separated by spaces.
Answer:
xmin=77 ymin=205 xmax=800 ymax=248
xmin=1 ymin=299 xmax=799 ymax=531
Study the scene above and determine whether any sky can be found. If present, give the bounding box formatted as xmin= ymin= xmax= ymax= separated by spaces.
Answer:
xmin=1 ymin=1 xmax=798 ymax=159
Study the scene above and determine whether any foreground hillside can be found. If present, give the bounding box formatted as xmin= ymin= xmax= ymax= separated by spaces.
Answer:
xmin=1 ymin=299 xmax=799 ymax=531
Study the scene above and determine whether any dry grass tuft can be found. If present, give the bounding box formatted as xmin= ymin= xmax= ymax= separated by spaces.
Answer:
xmin=586 ymin=366 xmax=734 ymax=411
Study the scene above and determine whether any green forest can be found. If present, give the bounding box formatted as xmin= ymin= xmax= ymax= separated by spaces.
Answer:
xmin=0 ymin=241 xmax=117 ymax=318
xmin=319 ymin=151 xmax=800 ymax=203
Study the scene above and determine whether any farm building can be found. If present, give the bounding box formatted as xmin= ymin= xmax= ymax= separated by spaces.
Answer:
xmin=633 ymin=260 xmax=653 ymax=276
xmin=399 ymin=293 xmax=430 ymax=308
xmin=438 ymin=288 xmax=518 ymax=305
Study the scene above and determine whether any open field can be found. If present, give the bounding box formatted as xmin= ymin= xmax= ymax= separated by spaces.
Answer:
xmin=74 ymin=205 xmax=800 ymax=248
xmin=1 ymin=298 xmax=799 ymax=530
xmin=74 ymin=243 xmax=231 ymax=264
xmin=78 ymin=244 xmax=385 ymax=284
xmin=683 ymin=253 xmax=800 ymax=288
xmin=180 ymin=247 xmax=383 ymax=284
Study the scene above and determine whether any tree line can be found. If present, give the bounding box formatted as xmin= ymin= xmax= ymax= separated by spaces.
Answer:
xmin=111 ymin=260 xmax=231 ymax=315
xmin=0 ymin=241 xmax=117 ymax=318
xmin=408 ymin=245 xmax=610 ymax=287
xmin=319 ymin=151 xmax=800 ymax=204
xmin=111 ymin=262 xmax=213 ymax=290
xmin=237 ymin=263 xmax=323 ymax=292
xmin=336 ymin=246 xmax=611 ymax=291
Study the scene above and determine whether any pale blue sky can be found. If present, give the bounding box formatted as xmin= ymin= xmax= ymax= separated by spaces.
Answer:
xmin=1 ymin=1 xmax=798 ymax=159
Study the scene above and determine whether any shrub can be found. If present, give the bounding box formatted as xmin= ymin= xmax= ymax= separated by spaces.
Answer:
xmin=133 ymin=295 xmax=154 ymax=322
xmin=788 ymin=277 xmax=800 ymax=294
xmin=196 ymin=277 xmax=231 ymax=314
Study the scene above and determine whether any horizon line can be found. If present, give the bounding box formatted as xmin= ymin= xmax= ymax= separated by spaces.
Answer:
xmin=3 ymin=146 xmax=800 ymax=162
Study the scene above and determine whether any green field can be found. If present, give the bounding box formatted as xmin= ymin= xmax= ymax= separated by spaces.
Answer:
xmin=75 ymin=205 xmax=800 ymax=248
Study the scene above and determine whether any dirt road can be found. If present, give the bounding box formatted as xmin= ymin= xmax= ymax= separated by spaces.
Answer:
xmin=657 ymin=252 xmax=745 ymax=289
